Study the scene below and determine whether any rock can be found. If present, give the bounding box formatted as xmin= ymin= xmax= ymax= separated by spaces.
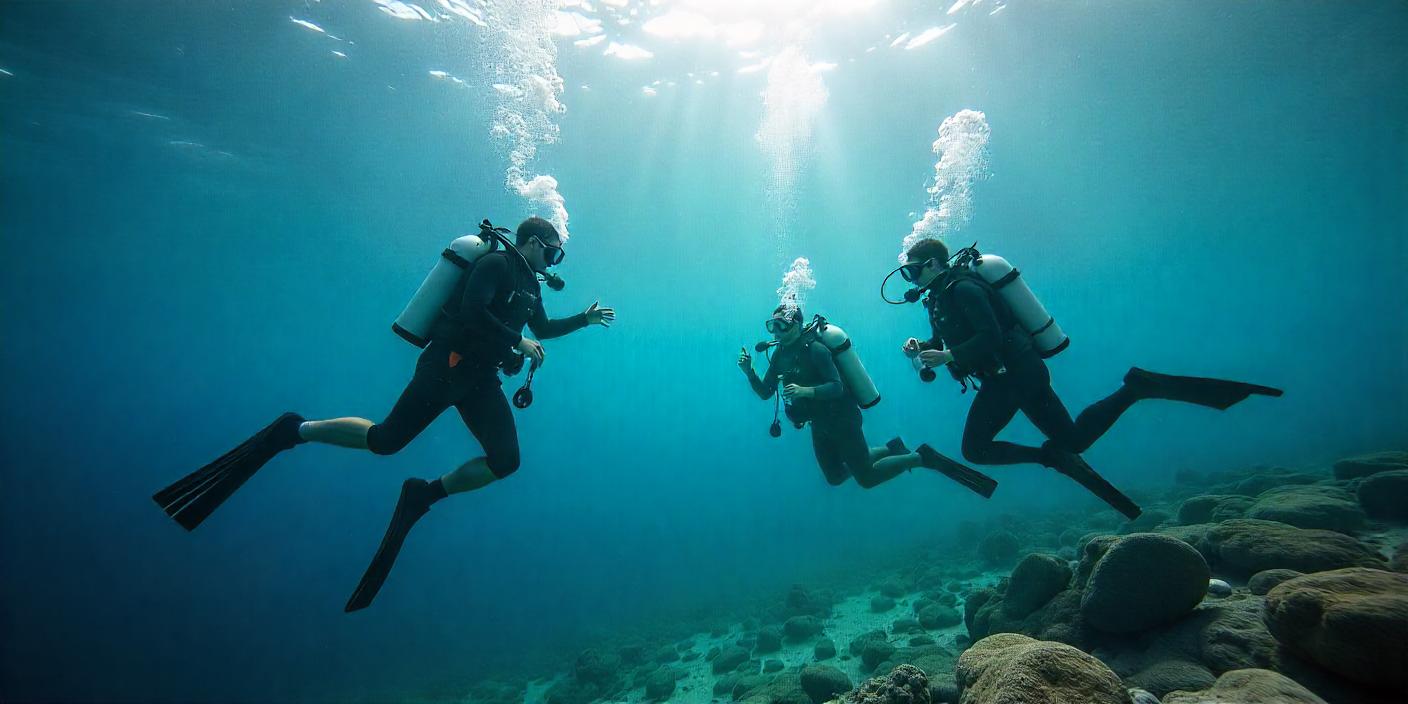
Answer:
xmin=1332 ymin=450 xmax=1408 ymax=480
xmin=871 ymin=595 xmax=897 ymax=612
xmin=1179 ymin=495 xmax=1252 ymax=524
xmin=1123 ymin=509 xmax=1172 ymax=533
xmin=1228 ymin=471 xmax=1321 ymax=497
xmin=843 ymin=664 xmax=929 ymax=704
xmin=979 ymin=531 xmax=1020 ymax=566
xmin=814 ymin=637 xmax=836 ymax=660
xmin=800 ymin=664 xmax=852 ymax=703
xmin=1248 ymin=569 xmax=1302 ymax=595
xmin=712 ymin=645 xmax=750 ymax=674
xmin=1206 ymin=579 xmax=1232 ymax=597
xmin=1357 ymin=469 xmax=1408 ymax=520
xmin=1003 ymin=554 xmax=1072 ymax=618
xmin=908 ymin=635 xmax=936 ymax=646
xmin=889 ymin=644 xmax=957 ymax=684
xmin=963 ymin=588 xmax=995 ymax=638
xmin=618 ymin=643 xmax=646 ymax=665
xmin=1162 ymin=668 xmax=1328 ymax=704
xmin=681 ymin=650 xmax=699 ymax=662
xmin=1245 ymin=485 xmax=1366 ymax=533
xmin=850 ymin=630 xmax=888 ymax=656
xmin=786 ymin=615 xmax=825 ymax=640
xmin=764 ymin=659 xmax=784 ymax=673
xmin=892 ymin=617 xmax=922 ymax=635
xmin=1202 ymin=519 xmax=1386 ymax=575
xmin=787 ymin=584 xmax=832 ymax=618
xmin=741 ymin=670 xmax=809 ymax=704
xmin=918 ymin=604 xmax=962 ymax=629
xmin=713 ymin=673 xmax=739 ymax=696
xmin=644 ymin=668 xmax=678 ymax=700
xmin=1081 ymin=533 xmax=1210 ymax=633
xmin=878 ymin=578 xmax=907 ymax=598
xmin=1075 ymin=535 xmax=1120 ymax=587
xmin=732 ymin=673 xmax=771 ymax=701
xmin=937 ymin=592 xmax=957 ymax=607
xmin=1263 ymin=568 xmax=1408 ymax=688
xmin=651 ymin=644 xmax=679 ymax=664
xmin=955 ymin=633 xmax=1126 ymax=704
xmin=1125 ymin=659 xmax=1216 ymax=698
xmin=1058 ymin=528 xmax=1082 ymax=547
xmin=757 ymin=626 xmax=783 ymax=653
xmin=572 ymin=649 xmax=620 ymax=686
xmin=1393 ymin=540 xmax=1408 ymax=572
xmin=706 ymin=645 xmax=721 ymax=661
xmin=1127 ymin=689 xmax=1159 ymax=704
xmin=862 ymin=639 xmax=898 ymax=672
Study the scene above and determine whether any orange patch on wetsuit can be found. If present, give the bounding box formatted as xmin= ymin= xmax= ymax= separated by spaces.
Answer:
xmin=448 ymin=351 xmax=462 ymax=368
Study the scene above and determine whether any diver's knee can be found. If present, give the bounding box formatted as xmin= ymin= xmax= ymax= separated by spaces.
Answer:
xmin=365 ymin=426 xmax=407 ymax=456
xmin=486 ymin=451 xmax=520 ymax=479
xmin=960 ymin=441 xmax=987 ymax=465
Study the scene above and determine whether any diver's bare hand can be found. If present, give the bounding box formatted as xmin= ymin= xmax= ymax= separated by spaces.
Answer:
xmin=783 ymin=384 xmax=814 ymax=400
xmin=903 ymin=338 xmax=922 ymax=358
xmin=738 ymin=347 xmax=753 ymax=372
xmin=918 ymin=349 xmax=952 ymax=368
xmin=585 ymin=301 xmax=615 ymax=328
xmin=516 ymin=337 xmax=545 ymax=365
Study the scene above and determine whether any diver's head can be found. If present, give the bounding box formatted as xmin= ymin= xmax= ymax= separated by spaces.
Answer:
xmin=903 ymin=238 xmax=950 ymax=289
xmin=516 ymin=217 xmax=565 ymax=273
xmin=767 ymin=305 xmax=804 ymax=345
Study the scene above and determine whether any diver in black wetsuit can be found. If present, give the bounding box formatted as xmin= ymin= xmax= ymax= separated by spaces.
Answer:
xmin=894 ymin=238 xmax=1281 ymax=518
xmin=738 ymin=305 xmax=996 ymax=496
xmin=153 ymin=218 xmax=615 ymax=611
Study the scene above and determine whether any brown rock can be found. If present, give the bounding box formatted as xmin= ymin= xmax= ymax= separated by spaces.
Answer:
xmin=1263 ymin=568 xmax=1408 ymax=689
xmin=955 ymin=634 xmax=1125 ymax=704
xmin=1162 ymin=668 xmax=1327 ymax=704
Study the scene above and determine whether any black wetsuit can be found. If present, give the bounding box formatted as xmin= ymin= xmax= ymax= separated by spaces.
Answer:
xmin=365 ymin=251 xmax=586 ymax=476
xmin=748 ymin=340 xmax=876 ymax=486
xmin=921 ymin=270 xmax=1140 ymax=466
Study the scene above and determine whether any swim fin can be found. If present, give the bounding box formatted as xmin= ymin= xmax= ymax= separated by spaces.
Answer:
xmin=153 ymin=412 xmax=304 ymax=531
xmin=1125 ymin=367 xmax=1283 ymax=411
xmin=345 ymin=478 xmax=434 ymax=613
xmin=1044 ymin=449 xmax=1142 ymax=520
xmin=886 ymin=436 xmax=910 ymax=456
xmin=916 ymin=444 xmax=998 ymax=498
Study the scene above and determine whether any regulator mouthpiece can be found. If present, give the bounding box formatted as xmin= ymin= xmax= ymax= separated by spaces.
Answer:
xmin=903 ymin=288 xmax=922 ymax=303
xmin=755 ymin=341 xmax=774 ymax=354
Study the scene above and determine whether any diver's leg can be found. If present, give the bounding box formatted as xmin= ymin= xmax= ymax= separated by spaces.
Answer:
xmin=1012 ymin=361 xmax=1084 ymax=454
xmin=442 ymin=382 xmax=520 ymax=495
xmin=868 ymin=436 xmax=911 ymax=463
xmin=959 ymin=377 xmax=1042 ymax=466
xmin=305 ymin=347 xmax=453 ymax=454
xmin=812 ymin=426 xmax=852 ymax=487
xmin=298 ymin=418 xmax=373 ymax=449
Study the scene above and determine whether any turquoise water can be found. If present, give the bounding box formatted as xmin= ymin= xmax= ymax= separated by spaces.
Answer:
xmin=1 ymin=1 xmax=1405 ymax=702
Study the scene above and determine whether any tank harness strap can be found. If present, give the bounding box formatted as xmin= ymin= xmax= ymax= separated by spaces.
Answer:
xmin=830 ymin=337 xmax=853 ymax=354
xmin=990 ymin=268 xmax=1021 ymax=289
xmin=442 ymin=248 xmax=472 ymax=268
xmin=1032 ymin=316 xmax=1056 ymax=335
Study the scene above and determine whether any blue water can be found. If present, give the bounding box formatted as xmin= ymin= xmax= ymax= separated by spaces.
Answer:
xmin=2 ymin=1 xmax=1405 ymax=702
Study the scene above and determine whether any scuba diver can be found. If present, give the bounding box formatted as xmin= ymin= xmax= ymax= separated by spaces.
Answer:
xmin=152 ymin=217 xmax=615 ymax=612
xmin=738 ymin=304 xmax=997 ymax=497
xmin=886 ymin=238 xmax=1281 ymax=520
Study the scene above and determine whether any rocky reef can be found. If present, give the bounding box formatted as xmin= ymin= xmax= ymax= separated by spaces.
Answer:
xmin=461 ymin=450 xmax=1408 ymax=703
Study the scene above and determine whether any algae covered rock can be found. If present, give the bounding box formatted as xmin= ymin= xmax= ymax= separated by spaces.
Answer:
xmin=1247 ymin=568 xmax=1302 ymax=595
xmin=1263 ymin=567 xmax=1408 ymax=689
xmin=741 ymin=670 xmax=810 ymax=704
xmin=978 ymin=531 xmax=1020 ymax=566
xmin=643 ymin=668 xmax=678 ymax=700
xmin=843 ymin=663 xmax=930 ymax=704
xmin=1080 ymin=533 xmax=1210 ymax=633
xmin=1202 ymin=519 xmax=1385 ymax=575
xmin=1245 ymin=485 xmax=1366 ymax=533
xmin=871 ymin=595 xmax=897 ymax=613
xmin=757 ymin=625 xmax=784 ymax=653
xmin=799 ymin=664 xmax=851 ymax=703
xmin=1162 ymin=668 xmax=1327 ymax=704
xmin=1124 ymin=659 xmax=1216 ymax=698
xmin=712 ymin=645 xmax=750 ymax=673
xmin=1332 ymin=450 xmax=1408 ymax=480
xmin=1356 ymin=469 xmax=1408 ymax=520
xmin=918 ymin=604 xmax=962 ymax=629
xmin=955 ymin=633 xmax=1126 ymax=704
xmin=1178 ymin=494 xmax=1253 ymax=524
xmin=1002 ymin=553 xmax=1071 ymax=618
xmin=786 ymin=614 xmax=825 ymax=640
xmin=814 ymin=637 xmax=837 ymax=660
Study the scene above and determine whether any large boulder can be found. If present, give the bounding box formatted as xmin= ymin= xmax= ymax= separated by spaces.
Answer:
xmin=918 ymin=604 xmax=962 ymax=629
xmin=712 ymin=645 xmax=750 ymax=673
xmin=1075 ymin=535 xmax=1120 ymax=587
xmin=1263 ymin=568 xmax=1408 ymax=689
xmin=1002 ymin=554 xmax=1072 ymax=618
xmin=955 ymin=633 xmax=1126 ymax=704
xmin=785 ymin=615 xmax=825 ymax=640
xmin=756 ymin=625 xmax=783 ymax=653
xmin=1178 ymin=495 xmax=1252 ymax=525
xmin=1080 ymin=533 xmax=1210 ymax=633
xmin=1229 ymin=471 xmax=1322 ymax=497
xmin=1201 ymin=519 xmax=1385 ymax=575
xmin=843 ymin=664 xmax=930 ymax=704
xmin=799 ymin=664 xmax=851 ymax=703
xmin=814 ymin=637 xmax=837 ymax=660
xmin=1162 ymin=668 xmax=1327 ymax=704
xmin=1247 ymin=569 xmax=1302 ymax=596
xmin=1124 ymin=659 xmax=1216 ymax=698
xmin=786 ymin=583 xmax=833 ymax=618
xmin=979 ymin=531 xmax=1020 ymax=566
xmin=1245 ymin=485 xmax=1366 ymax=533
xmin=739 ymin=670 xmax=810 ymax=704
xmin=1357 ymin=469 xmax=1408 ymax=520
xmin=572 ymin=648 xmax=620 ymax=686
xmin=643 ymin=668 xmax=678 ymax=700
xmin=1332 ymin=450 xmax=1408 ymax=480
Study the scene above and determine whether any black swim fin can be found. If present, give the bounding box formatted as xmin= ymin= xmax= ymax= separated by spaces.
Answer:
xmin=885 ymin=437 xmax=910 ymax=456
xmin=345 ymin=478 xmax=434 ymax=613
xmin=1125 ymin=367 xmax=1283 ymax=411
xmin=1044 ymin=449 xmax=1142 ymax=521
xmin=153 ymin=412 xmax=304 ymax=531
xmin=916 ymin=444 xmax=998 ymax=498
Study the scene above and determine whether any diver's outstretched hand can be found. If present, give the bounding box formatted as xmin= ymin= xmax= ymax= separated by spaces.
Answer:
xmin=737 ymin=347 xmax=752 ymax=373
xmin=585 ymin=301 xmax=615 ymax=328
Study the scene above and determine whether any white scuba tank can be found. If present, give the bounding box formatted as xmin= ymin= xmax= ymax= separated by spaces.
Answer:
xmin=812 ymin=320 xmax=882 ymax=409
xmin=969 ymin=254 xmax=1070 ymax=358
xmin=391 ymin=234 xmax=496 ymax=348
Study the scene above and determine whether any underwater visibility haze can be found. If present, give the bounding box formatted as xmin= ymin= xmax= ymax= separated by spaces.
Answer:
xmin=2 ymin=1 xmax=1406 ymax=703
